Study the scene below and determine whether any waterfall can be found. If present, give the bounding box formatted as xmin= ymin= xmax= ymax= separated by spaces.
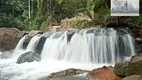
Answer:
xmin=0 ymin=28 xmax=136 ymax=80
xmin=63 ymin=30 xmax=90 ymax=63
xmin=12 ymin=28 xmax=135 ymax=64
xmin=12 ymin=34 xmax=41 ymax=59
xmin=12 ymin=35 xmax=27 ymax=58
xmin=41 ymin=32 xmax=68 ymax=60
xmin=123 ymin=34 xmax=135 ymax=56
xmin=26 ymin=35 xmax=41 ymax=52
xmin=41 ymin=28 xmax=135 ymax=64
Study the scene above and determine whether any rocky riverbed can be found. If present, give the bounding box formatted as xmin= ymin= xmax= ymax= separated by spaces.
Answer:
xmin=36 ymin=55 xmax=142 ymax=80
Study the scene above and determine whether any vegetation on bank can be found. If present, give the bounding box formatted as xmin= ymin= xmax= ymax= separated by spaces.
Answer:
xmin=0 ymin=0 xmax=142 ymax=31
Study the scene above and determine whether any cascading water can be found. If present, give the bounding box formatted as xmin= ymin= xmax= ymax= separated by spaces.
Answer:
xmin=41 ymin=32 xmax=68 ymax=60
xmin=41 ymin=28 xmax=135 ymax=63
xmin=12 ymin=35 xmax=27 ymax=59
xmin=63 ymin=30 xmax=90 ymax=63
xmin=123 ymin=34 xmax=135 ymax=56
xmin=11 ymin=35 xmax=41 ymax=60
xmin=0 ymin=28 xmax=136 ymax=80
xmin=26 ymin=34 xmax=41 ymax=52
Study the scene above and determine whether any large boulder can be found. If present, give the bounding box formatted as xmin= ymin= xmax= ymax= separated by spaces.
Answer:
xmin=16 ymin=51 xmax=41 ymax=64
xmin=0 ymin=28 xmax=26 ymax=50
xmin=114 ymin=62 xmax=129 ymax=77
xmin=122 ymin=75 xmax=142 ymax=80
xmin=86 ymin=66 xmax=121 ymax=80
xmin=114 ymin=56 xmax=142 ymax=77
xmin=126 ymin=59 xmax=142 ymax=76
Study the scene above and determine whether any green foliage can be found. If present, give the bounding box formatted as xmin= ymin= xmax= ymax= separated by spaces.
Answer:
xmin=88 ymin=0 xmax=101 ymax=11
xmin=0 ymin=0 xmax=48 ymax=30
xmin=0 ymin=0 xmax=88 ymax=30
xmin=55 ymin=0 xmax=87 ymax=20
xmin=1 ymin=0 xmax=142 ymax=30
xmin=130 ymin=15 xmax=142 ymax=26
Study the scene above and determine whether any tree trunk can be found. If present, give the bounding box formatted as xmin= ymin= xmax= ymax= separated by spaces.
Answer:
xmin=29 ymin=0 xmax=31 ymax=18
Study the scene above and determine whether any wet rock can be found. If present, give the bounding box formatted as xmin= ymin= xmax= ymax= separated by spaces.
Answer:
xmin=0 ymin=28 xmax=26 ymax=49
xmin=86 ymin=66 xmax=121 ymax=80
xmin=48 ymin=68 xmax=89 ymax=78
xmin=122 ymin=75 xmax=142 ymax=80
xmin=28 ymin=30 xmax=43 ymax=37
xmin=114 ymin=56 xmax=142 ymax=77
xmin=67 ymin=30 xmax=76 ymax=42
xmin=114 ymin=62 xmax=129 ymax=77
xmin=130 ymin=56 xmax=142 ymax=63
xmin=42 ymin=32 xmax=53 ymax=38
xmin=136 ymin=37 xmax=142 ymax=54
xmin=16 ymin=51 xmax=41 ymax=64
xmin=35 ymin=37 xmax=46 ymax=54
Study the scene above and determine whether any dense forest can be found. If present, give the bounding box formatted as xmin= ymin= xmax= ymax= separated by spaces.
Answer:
xmin=0 ymin=0 xmax=142 ymax=31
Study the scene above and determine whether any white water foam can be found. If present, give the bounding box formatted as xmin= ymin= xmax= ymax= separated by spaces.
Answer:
xmin=0 ymin=59 xmax=112 ymax=80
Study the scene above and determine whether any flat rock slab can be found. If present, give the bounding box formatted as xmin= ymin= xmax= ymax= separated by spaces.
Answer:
xmin=48 ymin=68 xmax=89 ymax=78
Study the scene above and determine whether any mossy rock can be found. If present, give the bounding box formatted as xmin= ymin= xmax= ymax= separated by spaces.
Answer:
xmin=114 ymin=60 xmax=142 ymax=77
xmin=126 ymin=61 xmax=142 ymax=76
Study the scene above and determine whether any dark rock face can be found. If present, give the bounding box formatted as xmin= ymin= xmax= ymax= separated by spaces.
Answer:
xmin=48 ymin=68 xmax=89 ymax=78
xmin=86 ymin=66 xmax=121 ymax=80
xmin=16 ymin=51 xmax=41 ymax=64
xmin=35 ymin=37 xmax=46 ymax=54
xmin=67 ymin=30 xmax=75 ymax=42
xmin=0 ymin=28 xmax=26 ymax=50
xmin=136 ymin=37 xmax=142 ymax=55
xmin=122 ymin=75 xmax=142 ymax=80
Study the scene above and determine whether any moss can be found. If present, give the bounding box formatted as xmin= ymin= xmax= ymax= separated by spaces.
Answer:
xmin=126 ymin=61 xmax=142 ymax=76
